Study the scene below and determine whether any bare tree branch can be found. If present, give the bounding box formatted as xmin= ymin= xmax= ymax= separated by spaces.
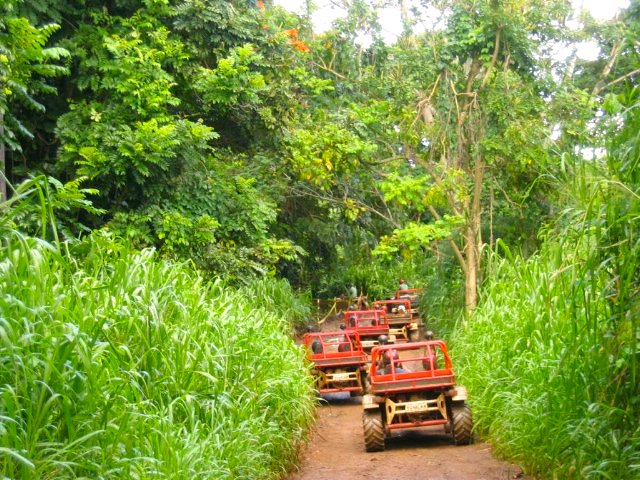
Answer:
xmin=311 ymin=61 xmax=347 ymax=79
xmin=603 ymin=67 xmax=640 ymax=91
xmin=592 ymin=39 xmax=623 ymax=96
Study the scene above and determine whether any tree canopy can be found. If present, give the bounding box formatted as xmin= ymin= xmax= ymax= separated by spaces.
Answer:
xmin=1 ymin=0 xmax=635 ymax=298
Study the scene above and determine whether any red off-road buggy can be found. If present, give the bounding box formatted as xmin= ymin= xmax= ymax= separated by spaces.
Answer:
xmin=303 ymin=331 xmax=369 ymax=397
xmin=342 ymin=309 xmax=394 ymax=352
xmin=395 ymin=288 xmax=422 ymax=316
xmin=372 ymin=298 xmax=422 ymax=342
xmin=361 ymin=340 xmax=472 ymax=451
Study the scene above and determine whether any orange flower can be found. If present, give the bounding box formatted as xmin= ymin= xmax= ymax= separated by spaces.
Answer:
xmin=291 ymin=39 xmax=310 ymax=53
xmin=257 ymin=1 xmax=264 ymax=7
xmin=283 ymin=28 xmax=298 ymax=38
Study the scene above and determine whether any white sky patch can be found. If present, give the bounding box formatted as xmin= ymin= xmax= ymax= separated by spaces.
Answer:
xmin=575 ymin=40 xmax=601 ymax=61
xmin=552 ymin=38 xmax=602 ymax=63
xmin=274 ymin=0 xmax=410 ymax=44
xmin=275 ymin=0 xmax=630 ymax=40
xmin=575 ymin=0 xmax=630 ymax=20
xmin=575 ymin=145 xmax=606 ymax=160
xmin=274 ymin=0 xmax=631 ymax=63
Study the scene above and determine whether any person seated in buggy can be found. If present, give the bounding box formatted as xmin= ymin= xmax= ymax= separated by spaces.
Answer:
xmin=377 ymin=335 xmax=410 ymax=374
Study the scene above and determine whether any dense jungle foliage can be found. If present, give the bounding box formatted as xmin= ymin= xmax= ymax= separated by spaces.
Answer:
xmin=1 ymin=0 xmax=638 ymax=478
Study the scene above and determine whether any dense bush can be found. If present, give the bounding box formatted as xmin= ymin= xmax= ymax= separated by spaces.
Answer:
xmin=0 ymin=231 xmax=316 ymax=479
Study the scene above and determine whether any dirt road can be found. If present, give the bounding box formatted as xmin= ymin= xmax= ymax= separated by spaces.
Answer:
xmin=286 ymin=392 xmax=526 ymax=480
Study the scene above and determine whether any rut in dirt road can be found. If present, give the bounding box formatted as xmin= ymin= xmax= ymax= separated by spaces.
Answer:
xmin=286 ymin=392 xmax=527 ymax=480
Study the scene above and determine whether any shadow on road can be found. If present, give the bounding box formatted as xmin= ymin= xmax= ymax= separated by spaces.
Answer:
xmin=385 ymin=428 xmax=454 ymax=451
xmin=317 ymin=392 xmax=361 ymax=405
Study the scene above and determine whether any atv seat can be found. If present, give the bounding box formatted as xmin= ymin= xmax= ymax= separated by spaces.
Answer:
xmin=370 ymin=369 xmax=455 ymax=394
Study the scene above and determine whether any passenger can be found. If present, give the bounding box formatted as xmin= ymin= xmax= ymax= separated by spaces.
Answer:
xmin=377 ymin=335 xmax=409 ymax=374
xmin=399 ymin=279 xmax=410 ymax=290
xmin=337 ymin=335 xmax=352 ymax=352
xmin=357 ymin=295 xmax=369 ymax=310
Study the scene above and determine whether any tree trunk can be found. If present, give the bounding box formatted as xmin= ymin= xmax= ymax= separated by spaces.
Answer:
xmin=464 ymin=222 xmax=478 ymax=311
xmin=464 ymin=156 xmax=484 ymax=312
xmin=398 ymin=0 xmax=411 ymax=34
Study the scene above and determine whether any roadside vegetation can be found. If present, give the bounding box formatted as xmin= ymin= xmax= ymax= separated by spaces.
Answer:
xmin=0 ymin=187 xmax=315 ymax=479
xmin=454 ymin=88 xmax=640 ymax=478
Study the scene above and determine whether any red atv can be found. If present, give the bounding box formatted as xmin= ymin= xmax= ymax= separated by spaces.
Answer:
xmin=303 ymin=331 xmax=369 ymax=397
xmin=342 ymin=309 xmax=393 ymax=351
xmin=361 ymin=340 xmax=472 ymax=451
xmin=395 ymin=288 xmax=422 ymax=316
xmin=372 ymin=299 xmax=422 ymax=342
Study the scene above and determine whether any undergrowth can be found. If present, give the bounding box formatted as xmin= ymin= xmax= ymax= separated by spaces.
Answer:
xmin=0 ymin=228 xmax=316 ymax=479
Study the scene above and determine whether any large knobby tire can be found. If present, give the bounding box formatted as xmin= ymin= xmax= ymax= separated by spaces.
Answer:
xmin=451 ymin=403 xmax=473 ymax=445
xmin=362 ymin=411 xmax=385 ymax=452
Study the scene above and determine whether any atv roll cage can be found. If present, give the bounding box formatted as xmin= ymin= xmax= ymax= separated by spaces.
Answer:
xmin=371 ymin=298 xmax=421 ymax=342
xmin=342 ymin=309 xmax=392 ymax=351
xmin=304 ymin=331 xmax=368 ymax=396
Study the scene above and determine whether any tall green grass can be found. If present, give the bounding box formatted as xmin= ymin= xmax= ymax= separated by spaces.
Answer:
xmin=454 ymin=241 xmax=639 ymax=478
xmin=0 ymin=228 xmax=316 ymax=479
xmin=240 ymin=278 xmax=312 ymax=332
xmin=453 ymin=91 xmax=639 ymax=478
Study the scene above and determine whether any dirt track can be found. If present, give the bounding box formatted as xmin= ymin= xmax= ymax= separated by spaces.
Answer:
xmin=287 ymin=314 xmax=528 ymax=480
xmin=286 ymin=392 xmax=527 ymax=480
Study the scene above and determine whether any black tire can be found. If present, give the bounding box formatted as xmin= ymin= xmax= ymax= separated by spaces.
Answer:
xmin=451 ymin=403 xmax=473 ymax=445
xmin=362 ymin=411 xmax=385 ymax=452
